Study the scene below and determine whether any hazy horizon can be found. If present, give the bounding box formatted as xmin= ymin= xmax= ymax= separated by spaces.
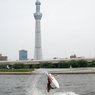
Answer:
xmin=0 ymin=0 xmax=95 ymax=61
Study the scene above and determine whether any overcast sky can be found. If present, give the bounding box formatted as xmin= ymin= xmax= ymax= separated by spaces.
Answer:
xmin=0 ymin=0 xmax=95 ymax=60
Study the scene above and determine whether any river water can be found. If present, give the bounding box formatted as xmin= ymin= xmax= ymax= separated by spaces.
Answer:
xmin=0 ymin=73 xmax=95 ymax=95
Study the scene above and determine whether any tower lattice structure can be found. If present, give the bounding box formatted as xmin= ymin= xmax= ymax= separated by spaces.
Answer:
xmin=34 ymin=0 xmax=43 ymax=60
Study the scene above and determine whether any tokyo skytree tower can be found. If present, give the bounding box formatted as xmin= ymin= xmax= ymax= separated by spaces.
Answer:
xmin=34 ymin=0 xmax=43 ymax=60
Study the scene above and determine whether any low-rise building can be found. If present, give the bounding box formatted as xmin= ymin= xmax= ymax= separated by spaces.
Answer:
xmin=53 ymin=57 xmax=58 ymax=59
xmin=0 ymin=54 xmax=7 ymax=61
xmin=70 ymin=54 xmax=76 ymax=59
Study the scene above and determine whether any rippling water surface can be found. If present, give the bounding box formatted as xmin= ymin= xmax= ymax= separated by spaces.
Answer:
xmin=0 ymin=74 xmax=95 ymax=95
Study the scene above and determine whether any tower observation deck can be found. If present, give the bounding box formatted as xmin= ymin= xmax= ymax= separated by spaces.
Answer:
xmin=34 ymin=0 xmax=43 ymax=60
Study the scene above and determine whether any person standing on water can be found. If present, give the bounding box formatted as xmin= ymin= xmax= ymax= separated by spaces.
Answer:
xmin=46 ymin=78 xmax=56 ymax=92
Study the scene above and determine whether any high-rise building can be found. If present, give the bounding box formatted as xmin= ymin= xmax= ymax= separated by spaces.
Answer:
xmin=34 ymin=0 xmax=43 ymax=60
xmin=19 ymin=50 xmax=27 ymax=60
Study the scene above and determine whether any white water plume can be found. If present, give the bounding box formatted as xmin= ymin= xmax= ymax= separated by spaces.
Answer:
xmin=25 ymin=70 xmax=79 ymax=95
xmin=51 ymin=92 xmax=79 ymax=95
xmin=26 ymin=74 xmax=43 ymax=95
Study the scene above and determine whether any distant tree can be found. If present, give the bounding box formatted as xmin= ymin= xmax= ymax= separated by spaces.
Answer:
xmin=68 ymin=60 xmax=78 ymax=68
xmin=25 ymin=65 xmax=30 ymax=68
xmin=0 ymin=65 xmax=1 ymax=69
xmin=0 ymin=65 xmax=6 ymax=69
xmin=77 ymin=60 xmax=88 ymax=67
xmin=88 ymin=61 xmax=95 ymax=67
xmin=19 ymin=63 xmax=25 ymax=68
xmin=32 ymin=64 xmax=39 ymax=68
xmin=88 ymin=63 xmax=93 ymax=67
xmin=13 ymin=63 xmax=25 ymax=69
xmin=52 ymin=64 xmax=56 ymax=68
xmin=13 ymin=63 xmax=19 ymax=69
xmin=58 ymin=61 xmax=69 ymax=68
xmin=40 ymin=62 xmax=53 ymax=68
xmin=92 ymin=61 xmax=95 ymax=67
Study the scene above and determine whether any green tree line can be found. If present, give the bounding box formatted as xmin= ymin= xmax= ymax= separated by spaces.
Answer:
xmin=32 ymin=60 xmax=95 ymax=68
xmin=0 ymin=65 xmax=6 ymax=69
xmin=0 ymin=60 xmax=95 ymax=69
xmin=0 ymin=63 xmax=29 ymax=69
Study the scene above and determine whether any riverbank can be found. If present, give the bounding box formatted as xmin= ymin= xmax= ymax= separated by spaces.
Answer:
xmin=0 ymin=69 xmax=34 ymax=74
xmin=0 ymin=72 xmax=32 ymax=75
xmin=0 ymin=70 xmax=95 ymax=74
xmin=0 ymin=68 xmax=95 ymax=74
xmin=32 ymin=68 xmax=95 ymax=74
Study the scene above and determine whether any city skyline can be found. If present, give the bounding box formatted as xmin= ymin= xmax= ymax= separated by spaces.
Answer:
xmin=0 ymin=0 xmax=95 ymax=60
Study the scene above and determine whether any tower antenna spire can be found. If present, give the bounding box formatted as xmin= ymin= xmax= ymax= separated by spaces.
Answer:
xmin=34 ymin=0 xmax=43 ymax=60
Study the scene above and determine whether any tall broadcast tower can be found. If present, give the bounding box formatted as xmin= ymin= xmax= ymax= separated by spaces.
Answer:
xmin=34 ymin=0 xmax=43 ymax=60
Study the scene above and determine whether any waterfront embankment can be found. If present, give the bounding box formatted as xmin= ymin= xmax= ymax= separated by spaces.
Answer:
xmin=0 ymin=69 xmax=34 ymax=74
xmin=0 ymin=68 xmax=95 ymax=74
xmin=33 ymin=67 xmax=95 ymax=74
